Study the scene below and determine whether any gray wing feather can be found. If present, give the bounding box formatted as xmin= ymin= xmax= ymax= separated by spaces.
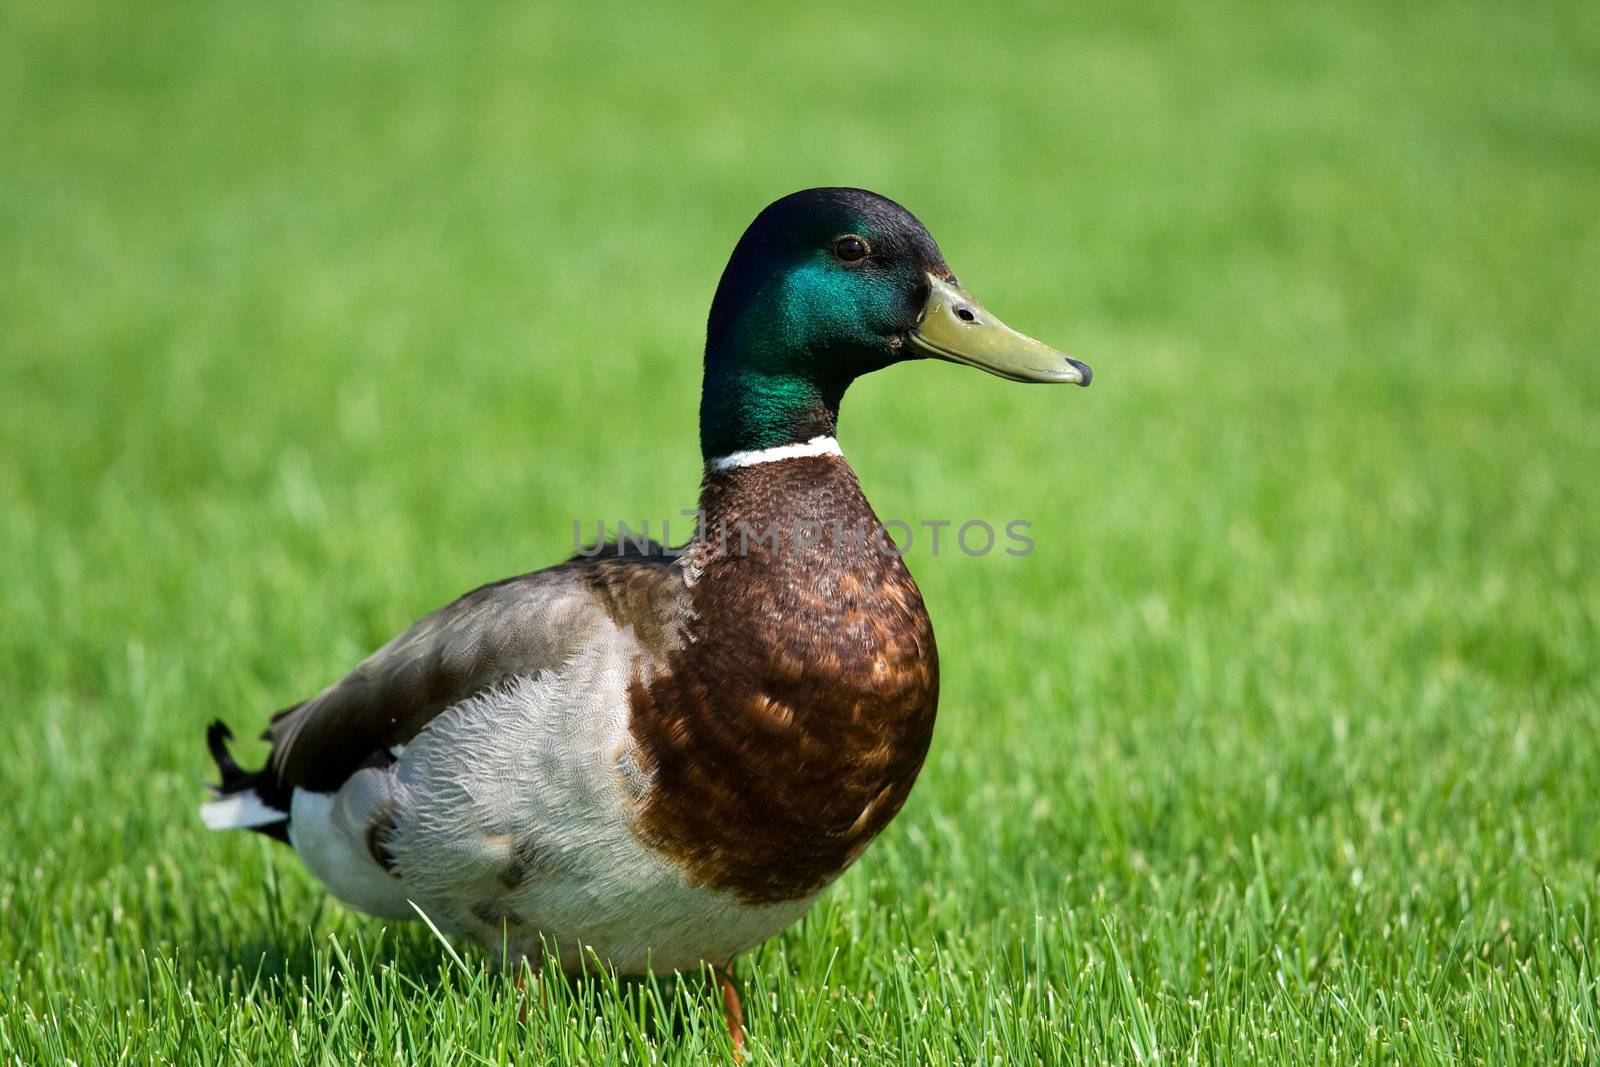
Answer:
xmin=269 ymin=567 xmax=616 ymax=792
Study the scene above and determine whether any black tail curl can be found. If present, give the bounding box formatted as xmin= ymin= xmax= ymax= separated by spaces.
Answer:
xmin=205 ymin=719 xmax=292 ymax=844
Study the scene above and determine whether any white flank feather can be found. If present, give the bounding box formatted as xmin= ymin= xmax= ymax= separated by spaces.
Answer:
xmin=199 ymin=792 xmax=285 ymax=830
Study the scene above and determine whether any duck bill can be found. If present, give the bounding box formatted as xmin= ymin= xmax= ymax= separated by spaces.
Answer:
xmin=906 ymin=274 xmax=1090 ymax=385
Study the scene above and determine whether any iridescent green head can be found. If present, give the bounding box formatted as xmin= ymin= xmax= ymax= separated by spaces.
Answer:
xmin=700 ymin=187 xmax=1089 ymax=460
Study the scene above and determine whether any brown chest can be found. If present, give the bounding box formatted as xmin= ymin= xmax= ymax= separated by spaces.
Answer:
xmin=626 ymin=456 xmax=939 ymax=905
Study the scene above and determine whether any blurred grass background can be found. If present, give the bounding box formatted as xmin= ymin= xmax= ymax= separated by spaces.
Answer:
xmin=2 ymin=0 xmax=1599 ymax=1062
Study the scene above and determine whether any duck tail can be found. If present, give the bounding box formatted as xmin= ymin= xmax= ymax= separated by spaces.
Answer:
xmin=199 ymin=720 xmax=291 ymax=843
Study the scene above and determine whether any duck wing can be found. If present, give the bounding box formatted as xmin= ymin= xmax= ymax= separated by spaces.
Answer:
xmin=266 ymin=547 xmax=685 ymax=794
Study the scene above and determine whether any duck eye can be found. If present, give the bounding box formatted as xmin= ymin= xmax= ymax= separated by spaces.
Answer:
xmin=831 ymin=235 xmax=870 ymax=263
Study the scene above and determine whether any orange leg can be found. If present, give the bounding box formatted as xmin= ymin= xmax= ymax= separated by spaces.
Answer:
xmin=513 ymin=962 xmax=545 ymax=1025
xmin=713 ymin=962 xmax=746 ymax=1060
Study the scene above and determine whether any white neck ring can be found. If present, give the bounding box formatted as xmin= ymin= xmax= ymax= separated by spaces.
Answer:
xmin=707 ymin=435 xmax=843 ymax=472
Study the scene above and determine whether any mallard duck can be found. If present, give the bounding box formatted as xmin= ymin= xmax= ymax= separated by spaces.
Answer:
xmin=202 ymin=187 xmax=1090 ymax=1052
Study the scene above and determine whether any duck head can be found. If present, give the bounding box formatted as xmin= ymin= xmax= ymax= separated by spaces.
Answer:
xmin=700 ymin=187 xmax=1090 ymax=460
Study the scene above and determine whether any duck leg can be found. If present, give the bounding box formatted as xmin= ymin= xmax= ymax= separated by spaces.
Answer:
xmin=514 ymin=962 xmax=531 ymax=1024
xmin=712 ymin=962 xmax=746 ymax=1060
xmin=513 ymin=961 xmax=549 ymax=1026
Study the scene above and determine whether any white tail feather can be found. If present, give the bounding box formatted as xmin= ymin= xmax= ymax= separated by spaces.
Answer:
xmin=199 ymin=792 xmax=286 ymax=830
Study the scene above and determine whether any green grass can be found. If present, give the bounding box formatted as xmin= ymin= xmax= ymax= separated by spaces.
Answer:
xmin=3 ymin=0 xmax=1599 ymax=1062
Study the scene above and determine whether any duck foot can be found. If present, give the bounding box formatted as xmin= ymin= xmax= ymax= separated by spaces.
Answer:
xmin=712 ymin=962 xmax=746 ymax=1061
xmin=513 ymin=961 xmax=544 ymax=1026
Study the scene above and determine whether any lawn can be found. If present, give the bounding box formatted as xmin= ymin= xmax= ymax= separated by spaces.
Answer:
xmin=3 ymin=1 xmax=1599 ymax=1062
